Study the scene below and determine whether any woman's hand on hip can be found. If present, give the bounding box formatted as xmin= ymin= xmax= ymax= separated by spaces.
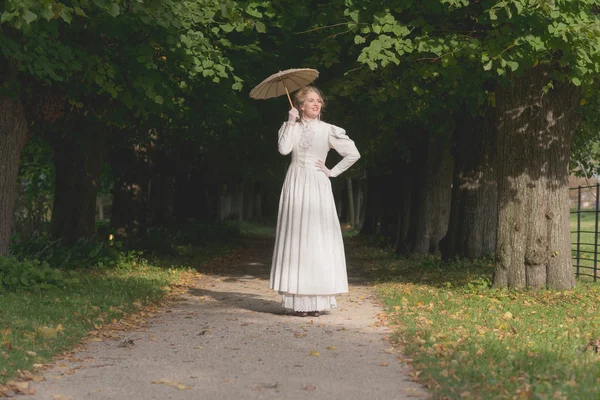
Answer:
xmin=315 ymin=160 xmax=330 ymax=177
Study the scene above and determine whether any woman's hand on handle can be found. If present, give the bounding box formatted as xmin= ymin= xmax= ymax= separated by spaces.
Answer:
xmin=288 ymin=107 xmax=299 ymax=124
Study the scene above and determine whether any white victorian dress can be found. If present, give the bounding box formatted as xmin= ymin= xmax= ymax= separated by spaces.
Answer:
xmin=270 ymin=118 xmax=360 ymax=312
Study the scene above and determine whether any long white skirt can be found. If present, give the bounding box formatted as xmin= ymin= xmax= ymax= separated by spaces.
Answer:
xmin=270 ymin=163 xmax=349 ymax=308
xmin=281 ymin=293 xmax=337 ymax=312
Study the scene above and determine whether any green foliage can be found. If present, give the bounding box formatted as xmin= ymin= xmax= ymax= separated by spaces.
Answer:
xmin=13 ymin=135 xmax=54 ymax=236
xmin=9 ymin=236 xmax=122 ymax=270
xmin=134 ymin=221 xmax=242 ymax=255
xmin=0 ymin=256 xmax=78 ymax=292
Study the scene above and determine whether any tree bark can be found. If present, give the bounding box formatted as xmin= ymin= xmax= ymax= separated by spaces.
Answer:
xmin=395 ymin=166 xmax=414 ymax=254
xmin=441 ymin=109 xmax=497 ymax=260
xmin=346 ymin=177 xmax=355 ymax=228
xmin=412 ymin=134 xmax=454 ymax=255
xmin=493 ymin=67 xmax=580 ymax=290
xmin=109 ymin=139 xmax=153 ymax=237
xmin=360 ymin=172 xmax=380 ymax=235
xmin=50 ymin=128 xmax=105 ymax=245
xmin=0 ymin=96 xmax=29 ymax=255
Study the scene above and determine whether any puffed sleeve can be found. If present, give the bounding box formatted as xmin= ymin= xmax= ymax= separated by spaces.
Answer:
xmin=278 ymin=122 xmax=298 ymax=155
xmin=328 ymin=124 xmax=360 ymax=177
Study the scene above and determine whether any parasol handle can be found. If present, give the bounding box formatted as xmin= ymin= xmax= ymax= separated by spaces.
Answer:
xmin=284 ymin=84 xmax=293 ymax=109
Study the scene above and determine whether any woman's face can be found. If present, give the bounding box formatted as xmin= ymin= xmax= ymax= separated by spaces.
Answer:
xmin=301 ymin=91 xmax=323 ymax=120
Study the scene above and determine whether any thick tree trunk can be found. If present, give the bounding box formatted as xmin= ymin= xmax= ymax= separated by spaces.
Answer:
xmin=441 ymin=110 xmax=497 ymax=260
xmin=412 ymin=134 xmax=454 ymax=255
xmin=50 ymin=130 xmax=104 ymax=245
xmin=0 ymin=96 xmax=29 ymax=255
xmin=493 ymin=68 xmax=579 ymax=290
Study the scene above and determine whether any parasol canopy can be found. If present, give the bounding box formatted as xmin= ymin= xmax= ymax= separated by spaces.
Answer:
xmin=249 ymin=68 xmax=319 ymax=108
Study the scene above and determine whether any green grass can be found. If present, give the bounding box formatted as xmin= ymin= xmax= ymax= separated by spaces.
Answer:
xmin=352 ymin=237 xmax=600 ymax=400
xmin=571 ymin=210 xmax=600 ymax=280
xmin=0 ymin=263 xmax=179 ymax=383
xmin=0 ymin=225 xmax=245 ymax=385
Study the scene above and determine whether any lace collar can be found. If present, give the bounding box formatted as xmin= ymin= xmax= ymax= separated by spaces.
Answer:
xmin=300 ymin=117 xmax=320 ymax=127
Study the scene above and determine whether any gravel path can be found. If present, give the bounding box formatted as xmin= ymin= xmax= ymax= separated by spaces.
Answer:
xmin=24 ymin=236 xmax=429 ymax=400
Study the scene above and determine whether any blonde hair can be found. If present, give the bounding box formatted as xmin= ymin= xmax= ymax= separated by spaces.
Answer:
xmin=293 ymin=86 xmax=326 ymax=119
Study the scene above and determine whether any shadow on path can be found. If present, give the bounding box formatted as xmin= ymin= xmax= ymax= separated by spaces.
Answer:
xmin=188 ymin=287 xmax=285 ymax=315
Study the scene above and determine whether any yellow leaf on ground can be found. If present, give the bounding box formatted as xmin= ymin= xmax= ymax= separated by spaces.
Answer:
xmin=152 ymin=379 xmax=192 ymax=390
xmin=37 ymin=327 xmax=58 ymax=339
xmin=326 ymin=346 xmax=337 ymax=350
xmin=309 ymin=350 xmax=320 ymax=356
xmin=50 ymin=394 xmax=72 ymax=400
xmin=502 ymin=312 xmax=513 ymax=320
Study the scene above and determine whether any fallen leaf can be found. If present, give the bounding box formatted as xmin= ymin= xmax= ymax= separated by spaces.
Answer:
xmin=50 ymin=394 xmax=72 ymax=400
xmin=26 ymin=351 xmax=37 ymax=357
xmin=309 ymin=350 xmax=320 ymax=357
xmin=502 ymin=312 xmax=513 ymax=320
xmin=0 ymin=385 xmax=12 ymax=397
xmin=37 ymin=327 xmax=58 ymax=339
xmin=326 ymin=346 xmax=337 ymax=351
xmin=379 ymin=362 xmax=389 ymax=367
xmin=18 ymin=370 xmax=34 ymax=381
xmin=7 ymin=380 xmax=35 ymax=395
xmin=152 ymin=379 xmax=192 ymax=390
xmin=384 ymin=347 xmax=396 ymax=354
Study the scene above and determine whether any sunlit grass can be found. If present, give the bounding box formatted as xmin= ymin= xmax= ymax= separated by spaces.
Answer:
xmin=352 ymin=237 xmax=600 ymax=399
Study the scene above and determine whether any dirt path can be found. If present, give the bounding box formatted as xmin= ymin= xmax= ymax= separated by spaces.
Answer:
xmin=25 ymin=236 xmax=429 ymax=399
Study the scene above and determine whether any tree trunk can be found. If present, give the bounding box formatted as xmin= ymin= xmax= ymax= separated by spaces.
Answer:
xmin=441 ymin=109 xmax=497 ymax=260
xmin=360 ymin=172 xmax=380 ymax=235
xmin=493 ymin=68 xmax=580 ymax=290
xmin=0 ymin=96 xmax=29 ymax=255
xmin=243 ymin=182 xmax=255 ymax=221
xmin=346 ymin=177 xmax=355 ymax=228
xmin=412 ymin=134 xmax=454 ymax=255
xmin=355 ymin=179 xmax=364 ymax=231
xmin=395 ymin=166 xmax=414 ymax=254
xmin=109 ymin=140 xmax=152 ymax=237
xmin=50 ymin=129 xmax=104 ymax=244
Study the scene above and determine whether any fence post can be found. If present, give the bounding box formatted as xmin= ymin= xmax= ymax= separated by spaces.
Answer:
xmin=577 ymin=185 xmax=581 ymax=278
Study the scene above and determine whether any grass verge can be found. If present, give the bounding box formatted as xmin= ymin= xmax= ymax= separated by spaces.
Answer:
xmin=352 ymin=237 xmax=600 ymax=400
xmin=0 ymin=227 xmax=243 ymax=389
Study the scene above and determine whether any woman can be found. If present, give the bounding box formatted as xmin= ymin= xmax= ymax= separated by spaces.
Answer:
xmin=269 ymin=86 xmax=361 ymax=317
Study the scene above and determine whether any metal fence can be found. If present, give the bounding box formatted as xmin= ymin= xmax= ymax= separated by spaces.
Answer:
xmin=571 ymin=184 xmax=600 ymax=280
